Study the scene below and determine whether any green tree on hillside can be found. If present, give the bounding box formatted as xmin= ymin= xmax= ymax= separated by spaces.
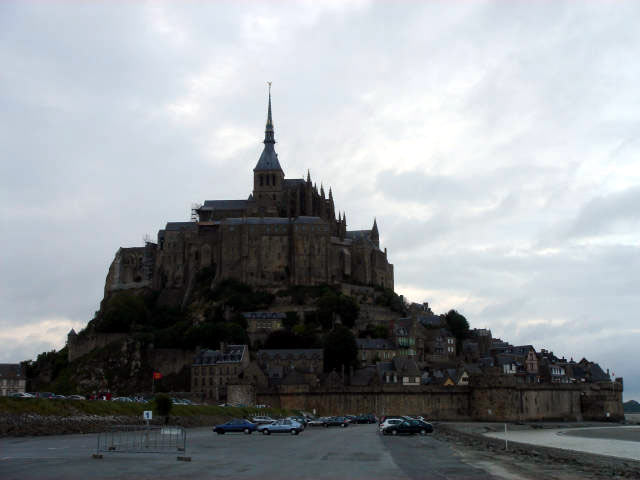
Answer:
xmin=444 ymin=309 xmax=470 ymax=345
xmin=323 ymin=327 xmax=358 ymax=373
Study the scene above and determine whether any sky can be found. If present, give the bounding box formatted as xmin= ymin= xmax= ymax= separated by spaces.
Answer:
xmin=1 ymin=1 xmax=638 ymax=401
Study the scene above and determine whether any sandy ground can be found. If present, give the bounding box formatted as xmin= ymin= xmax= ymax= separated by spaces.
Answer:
xmin=435 ymin=422 xmax=640 ymax=480
xmin=485 ymin=426 xmax=640 ymax=461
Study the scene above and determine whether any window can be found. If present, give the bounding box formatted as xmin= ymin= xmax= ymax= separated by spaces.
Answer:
xmin=260 ymin=175 xmax=264 ymax=186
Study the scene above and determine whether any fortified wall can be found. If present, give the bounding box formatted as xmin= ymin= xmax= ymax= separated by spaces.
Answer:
xmin=229 ymin=380 xmax=624 ymax=422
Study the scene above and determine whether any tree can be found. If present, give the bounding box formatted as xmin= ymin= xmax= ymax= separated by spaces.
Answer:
xmin=317 ymin=292 xmax=360 ymax=330
xmin=153 ymin=394 xmax=173 ymax=425
xmin=323 ymin=326 xmax=358 ymax=373
xmin=444 ymin=309 xmax=470 ymax=342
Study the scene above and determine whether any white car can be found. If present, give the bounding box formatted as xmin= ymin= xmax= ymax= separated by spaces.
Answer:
xmin=251 ymin=415 xmax=276 ymax=425
xmin=378 ymin=418 xmax=403 ymax=432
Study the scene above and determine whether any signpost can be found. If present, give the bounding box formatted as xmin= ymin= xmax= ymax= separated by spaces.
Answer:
xmin=143 ymin=410 xmax=152 ymax=425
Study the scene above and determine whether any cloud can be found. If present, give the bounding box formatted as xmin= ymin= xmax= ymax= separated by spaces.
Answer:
xmin=1 ymin=1 xmax=640 ymax=402
xmin=567 ymin=186 xmax=640 ymax=239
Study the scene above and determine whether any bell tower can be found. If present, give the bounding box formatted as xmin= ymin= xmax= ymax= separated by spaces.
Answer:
xmin=252 ymin=82 xmax=284 ymax=216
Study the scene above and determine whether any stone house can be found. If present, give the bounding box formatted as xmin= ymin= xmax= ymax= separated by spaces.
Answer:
xmin=356 ymin=338 xmax=396 ymax=366
xmin=424 ymin=328 xmax=456 ymax=363
xmin=390 ymin=318 xmax=417 ymax=358
xmin=376 ymin=356 xmax=421 ymax=386
xmin=243 ymin=312 xmax=285 ymax=345
xmin=256 ymin=349 xmax=323 ymax=385
xmin=191 ymin=344 xmax=249 ymax=402
xmin=0 ymin=364 xmax=26 ymax=396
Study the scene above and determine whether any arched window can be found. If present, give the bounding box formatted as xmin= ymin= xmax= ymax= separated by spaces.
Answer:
xmin=272 ymin=174 xmax=276 ymax=186
xmin=259 ymin=175 xmax=264 ymax=186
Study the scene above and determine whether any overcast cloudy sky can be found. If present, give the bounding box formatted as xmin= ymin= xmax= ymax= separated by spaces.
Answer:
xmin=1 ymin=1 xmax=638 ymax=401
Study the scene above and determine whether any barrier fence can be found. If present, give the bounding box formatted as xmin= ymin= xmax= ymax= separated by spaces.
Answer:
xmin=96 ymin=425 xmax=187 ymax=455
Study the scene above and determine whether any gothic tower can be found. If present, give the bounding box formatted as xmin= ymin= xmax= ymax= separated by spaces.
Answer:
xmin=253 ymin=84 xmax=284 ymax=216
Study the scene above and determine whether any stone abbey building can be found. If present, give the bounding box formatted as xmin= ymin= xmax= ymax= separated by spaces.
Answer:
xmin=104 ymin=90 xmax=394 ymax=299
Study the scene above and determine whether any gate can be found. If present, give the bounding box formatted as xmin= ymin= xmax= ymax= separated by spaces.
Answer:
xmin=96 ymin=425 xmax=187 ymax=456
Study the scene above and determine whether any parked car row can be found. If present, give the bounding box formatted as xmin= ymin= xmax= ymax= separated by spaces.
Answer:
xmin=378 ymin=415 xmax=434 ymax=436
xmin=213 ymin=418 xmax=305 ymax=436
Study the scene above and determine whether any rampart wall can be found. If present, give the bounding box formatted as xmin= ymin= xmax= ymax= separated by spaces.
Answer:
xmin=241 ymin=381 xmax=623 ymax=422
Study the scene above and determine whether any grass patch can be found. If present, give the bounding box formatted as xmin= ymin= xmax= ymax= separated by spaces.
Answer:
xmin=0 ymin=397 xmax=287 ymax=419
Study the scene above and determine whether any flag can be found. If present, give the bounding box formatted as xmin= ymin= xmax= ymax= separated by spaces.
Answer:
xmin=153 ymin=372 xmax=162 ymax=380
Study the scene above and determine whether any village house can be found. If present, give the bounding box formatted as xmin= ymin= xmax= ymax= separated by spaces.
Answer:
xmin=191 ymin=344 xmax=249 ymax=402
xmin=356 ymin=338 xmax=396 ymax=366
xmin=0 ymin=364 xmax=26 ymax=397
xmin=243 ymin=311 xmax=285 ymax=345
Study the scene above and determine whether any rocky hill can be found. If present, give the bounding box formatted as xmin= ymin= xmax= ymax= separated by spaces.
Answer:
xmin=25 ymin=276 xmax=404 ymax=396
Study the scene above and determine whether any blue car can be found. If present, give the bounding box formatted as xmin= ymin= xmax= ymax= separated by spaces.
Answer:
xmin=213 ymin=418 xmax=257 ymax=435
xmin=257 ymin=419 xmax=303 ymax=435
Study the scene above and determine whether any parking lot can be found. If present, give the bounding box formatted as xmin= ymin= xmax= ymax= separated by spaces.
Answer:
xmin=0 ymin=423 xmax=500 ymax=480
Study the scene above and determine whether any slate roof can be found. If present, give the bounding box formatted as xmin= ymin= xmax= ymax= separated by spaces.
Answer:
xmin=242 ymin=312 xmax=286 ymax=320
xmin=254 ymin=143 xmax=283 ymax=171
xmin=283 ymin=179 xmax=306 ymax=188
xmin=200 ymin=200 xmax=249 ymax=211
xmin=258 ymin=349 xmax=323 ymax=359
xmin=0 ymin=364 xmax=23 ymax=378
xmin=222 ymin=217 xmax=290 ymax=225
xmin=418 ymin=313 xmax=443 ymax=327
xmin=193 ymin=345 xmax=246 ymax=365
xmin=393 ymin=357 xmax=420 ymax=376
xmin=356 ymin=338 xmax=394 ymax=350
xmin=345 ymin=230 xmax=371 ymax=240
xmin=165 ymin=222 xmax=198 ymax=232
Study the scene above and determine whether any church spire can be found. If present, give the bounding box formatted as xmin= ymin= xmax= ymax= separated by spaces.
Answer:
xmin=264 ymin=81 xmax=275 ymax=145
xmin=254 ymin=82 xmax=282 ymax=172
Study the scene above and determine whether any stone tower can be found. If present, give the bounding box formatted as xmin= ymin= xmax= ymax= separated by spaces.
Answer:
xmin=252 ymin=84 xmax=284 ymax=216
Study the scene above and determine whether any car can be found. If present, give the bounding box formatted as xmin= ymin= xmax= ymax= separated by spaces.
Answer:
xmin=288 ymin=416 xmax=307 ymax=429
xmin=381 ymin=419 xmax=433 ymax=436
xmin=257 ymin=419 xmax=303 ymax=435
xmin=67 ymin=394 xmax=86 ymax=400
xmin=8 ymin=392 xmax=34 ymax=398
xmin=307 ymin=417 xmax=327 ymax=427
xmin=50 ymin=394 xmax=66 ymax=399
xmin=113 ymin=396 xmax=134 ymax=402
xmin=213 ymin=419 xmax=257 ymax=435
xmin=323 ymin=416 xmax=349 ymax=428
xmin=355 ymin=414 xmax=377 ymax=424
xmin=36 ymin=392 xmax=55 ymax=399
xmin=378 ymin=418 xmax=404 ymax=432
xmin=251 ymin=415 xmax=276 ymax=425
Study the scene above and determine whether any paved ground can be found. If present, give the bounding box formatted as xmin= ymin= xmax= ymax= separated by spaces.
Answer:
xmin=484 ymin=426 xmax=640 ymax=461
xmin=0 ymin=424 xmax=509 ymax=480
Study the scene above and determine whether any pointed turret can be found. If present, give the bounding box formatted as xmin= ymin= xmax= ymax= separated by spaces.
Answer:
xmin=329 ymin=187 xmax=333 ymax=200
xmin=320 ymin=184 xmax=325 ymax=199
xmin=371 ymin=217 xmax=379 ymax=247
xmin=307 ymin=169 xmax=311 ymax=183
xmin=254 ymin=83 xmax=283 ymax=173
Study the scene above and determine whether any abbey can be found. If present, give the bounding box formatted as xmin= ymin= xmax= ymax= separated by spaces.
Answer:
xmin=104 ymin=89 xmax=394 ymax=298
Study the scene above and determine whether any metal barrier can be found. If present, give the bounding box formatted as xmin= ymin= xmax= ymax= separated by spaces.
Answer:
xmin=96 ymin=425 xmax=187 ymax=455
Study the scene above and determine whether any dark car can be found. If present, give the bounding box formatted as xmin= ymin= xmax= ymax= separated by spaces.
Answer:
xmin=355 ymin=414 xmax=377 ymax=424
xmin=323 ymin=416 xmax=349 ymax=428
xmin=382 ymin=420 xmax=433 ymax=436
xmin=213 ymin=418 xmax=257 ymax=435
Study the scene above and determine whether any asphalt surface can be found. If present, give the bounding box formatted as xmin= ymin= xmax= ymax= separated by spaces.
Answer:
xmin=0 ymin=424 xmax=500 ymax=480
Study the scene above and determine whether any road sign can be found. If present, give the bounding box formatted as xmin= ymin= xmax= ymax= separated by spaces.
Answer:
xmin=143 ymin=410 xmax=153 ymax=420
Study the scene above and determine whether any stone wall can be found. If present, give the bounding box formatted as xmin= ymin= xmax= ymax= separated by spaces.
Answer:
xmin=254 ymin=382 xmax=623 ymax=421
xmin=67 ymin=333 xmax=128 ymax=362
